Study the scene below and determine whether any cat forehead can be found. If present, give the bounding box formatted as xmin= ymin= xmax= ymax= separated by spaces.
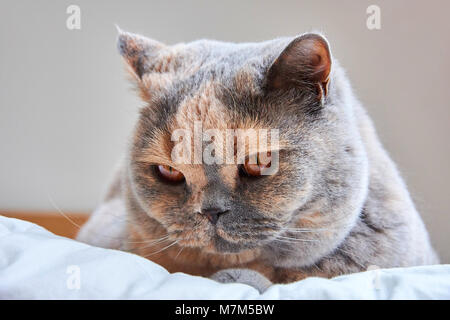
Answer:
xmin=136 ymin=37 xmax=297 ymax=125
xmin=141 ymin=53 xmax=268 ymax=133
xmin=132 ymin=36 xmax=316 ymax=159
xmin=172 ymin=82 xmax=230 ymax=130
xmin=136 ymin=66 xmax=302 ymax=158
xmin=135 ymin=78 xmax=289 ymax=165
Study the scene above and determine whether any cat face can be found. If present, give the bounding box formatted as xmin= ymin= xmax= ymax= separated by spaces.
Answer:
xmin=119 ymin=30 xmax=368 ymax=260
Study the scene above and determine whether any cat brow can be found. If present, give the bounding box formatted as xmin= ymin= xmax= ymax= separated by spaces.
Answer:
xmin=136 ymin=145 xmax=292 ymax=166
xmin=135 ymin=129 xmax=293 ymax=165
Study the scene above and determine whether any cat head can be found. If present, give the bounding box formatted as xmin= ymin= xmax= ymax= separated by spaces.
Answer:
xmin=118 ymin=29 xmax=368 ymax=264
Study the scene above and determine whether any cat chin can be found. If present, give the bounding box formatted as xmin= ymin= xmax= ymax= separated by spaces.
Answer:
xmin=212 ymin=234 xmax=261 ymax=254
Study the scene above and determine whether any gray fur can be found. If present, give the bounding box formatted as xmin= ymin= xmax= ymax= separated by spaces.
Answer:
xmin=78 ymin=30 xmax=438 ymax=288
xmin=211 ymin=268 xmax=272 ymax=293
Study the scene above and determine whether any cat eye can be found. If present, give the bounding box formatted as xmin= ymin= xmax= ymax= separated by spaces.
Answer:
xmin=241 ymin=152 xmax=272 ymax=177
xmin=155 ymin=165 xmax=185 ymax=183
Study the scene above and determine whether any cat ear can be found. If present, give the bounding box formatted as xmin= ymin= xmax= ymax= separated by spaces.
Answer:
xmin=116 ymin=27 xmax=165 ymax=79
xmin=265 ymin=33 xmax=332 ymax=98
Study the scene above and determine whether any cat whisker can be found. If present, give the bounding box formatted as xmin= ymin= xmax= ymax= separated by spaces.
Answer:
xmin=47 ymin=193 xmax=169 ymax=245
xmin=174 ymin=224 xmax=201 ymax=261
xmin=138 ymin=235 xmax=172 ymax=249
xmin=274 ymin=235 xmax=320 ymax=243
xmin=144 ymin=240 xmax=180 ymax=257
xmin=174 ymin=245 xmax=185 ymax=261
xmin=283 ymin=227 xmax=335 ymax=233
xmin=226 ymin=222 xmax=336 ymax=235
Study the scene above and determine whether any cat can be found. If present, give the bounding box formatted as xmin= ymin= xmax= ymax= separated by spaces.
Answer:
xmin=77 ymin=28 xmax=438 ymax=292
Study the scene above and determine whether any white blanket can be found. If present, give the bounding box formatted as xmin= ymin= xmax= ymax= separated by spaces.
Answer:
xmin=0 ymin=215 xmax=449 ymax=299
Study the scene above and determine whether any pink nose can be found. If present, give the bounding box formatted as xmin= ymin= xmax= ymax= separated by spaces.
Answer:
xmin=201 ymin=208 xmax=228 ymax=225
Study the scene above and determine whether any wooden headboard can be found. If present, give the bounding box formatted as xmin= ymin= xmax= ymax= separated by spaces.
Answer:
xmin=1 ymin=211 xmax=89 ymax=239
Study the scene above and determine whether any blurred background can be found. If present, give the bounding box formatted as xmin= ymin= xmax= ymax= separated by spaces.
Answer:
xmin=0 ymin=0 xmax=449 ymax=262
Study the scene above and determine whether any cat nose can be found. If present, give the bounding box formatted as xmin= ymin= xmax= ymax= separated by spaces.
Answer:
xmin=201 ymin=208 xmax=228 ymax=225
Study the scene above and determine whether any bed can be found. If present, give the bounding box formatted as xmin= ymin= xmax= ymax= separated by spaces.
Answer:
xmin=0 ymin=215 xmax=449 ymax=299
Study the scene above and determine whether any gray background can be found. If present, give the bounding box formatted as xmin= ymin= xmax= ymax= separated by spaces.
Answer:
xmin=0 ymin=0 xmax=449 ymax=263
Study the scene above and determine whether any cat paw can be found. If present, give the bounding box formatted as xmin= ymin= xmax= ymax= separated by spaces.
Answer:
xmin=211 ymin=268 xmax=272 ymax=293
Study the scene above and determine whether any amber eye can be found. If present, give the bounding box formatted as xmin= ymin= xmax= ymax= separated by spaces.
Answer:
xmin=155 ymin=165 xmax=185 ymax=183
xmin=242 ymin=152 xmax=272 ymax=177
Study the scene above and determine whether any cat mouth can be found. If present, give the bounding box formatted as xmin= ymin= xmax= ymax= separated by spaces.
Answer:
xmin=171 ymin=220 xmax=273 ymax=253
xmin=211 ymin=227 xmax=269 ymax=253
xmin=174 ymin=232 xmax=255 ymax=253
xmin=213 ymin=235 xmax=259 ymax=253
